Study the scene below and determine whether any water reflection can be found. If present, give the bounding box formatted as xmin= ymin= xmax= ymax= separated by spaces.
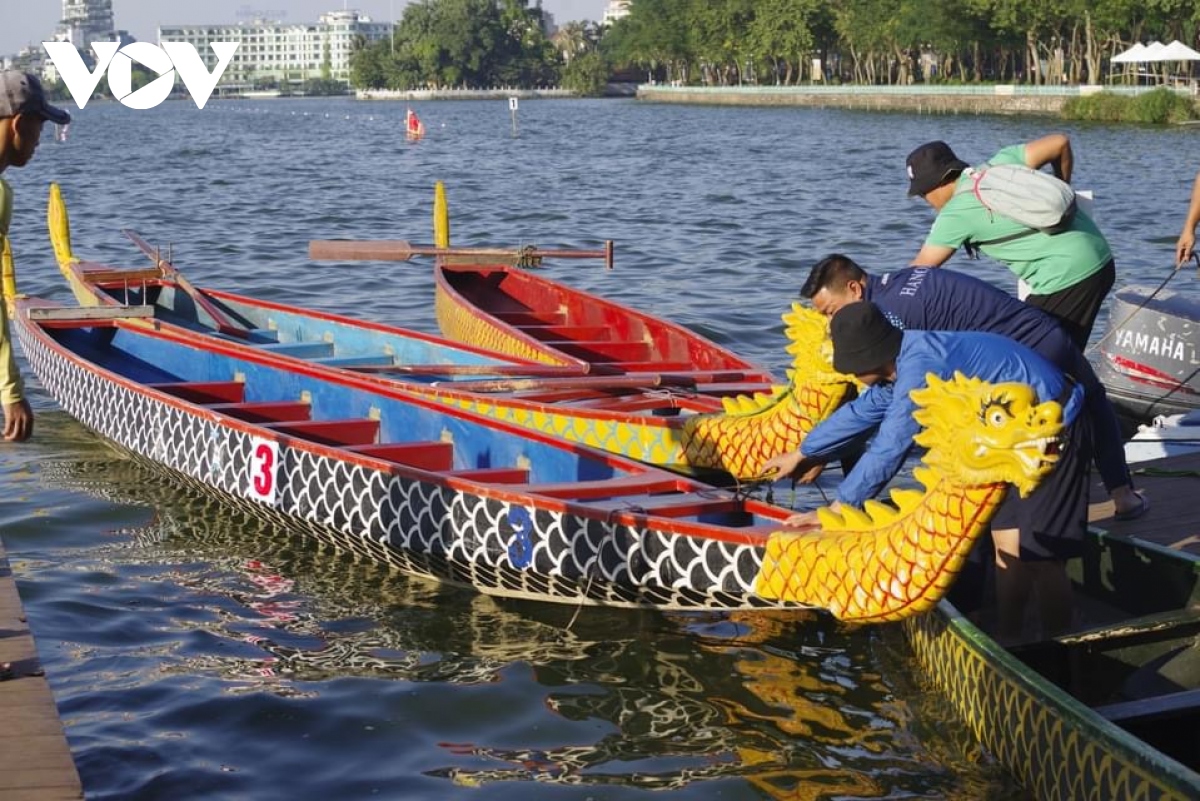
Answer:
xmin=41 ymin=454 xmax=1018 ymax=798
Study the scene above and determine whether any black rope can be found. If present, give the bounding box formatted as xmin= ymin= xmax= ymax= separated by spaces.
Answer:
xmin=1086 ymin=253 xmax=1198 ymax=356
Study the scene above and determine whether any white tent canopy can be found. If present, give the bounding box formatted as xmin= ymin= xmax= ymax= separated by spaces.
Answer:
xmin=1112 ymin=42 xmax=1148 ymax=63
xmin=1159 ymin=40 xmax=1200 ymax=61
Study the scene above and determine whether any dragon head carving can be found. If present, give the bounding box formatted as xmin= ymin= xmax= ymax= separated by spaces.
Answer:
xmin=681 ymin=303 xmax=859 ymax=477
xmin=910 ymin=371 xmax=1064 ymax=498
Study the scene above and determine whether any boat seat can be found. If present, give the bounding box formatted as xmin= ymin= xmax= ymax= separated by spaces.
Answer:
xmin=262 ymin=418 xmax=379 ymax=447
xmin=492 ymin=311 xmax=569 ymax=327
xmin=212 ymin=328 xmax=279 ymax=344
xmin=525 ymin=474 xmax=687 ymax=500
xmin=542 ymin=340 xmax=651 ymax=363
xmin=207 ymin=401 xmax=312 ymax=424
xmin=344 ymin=441 xmax=454 ymax=471
xmin=605 ymin=361 xmax=695 ymax=373
xmin=443 ymin=467 xmax=530 ymax=484
xmin=519 ymin=324 xmax=611 ymax=341
xmin=309 ymin=353 xmax=396 ymax=369
xmin=695 ymin=382 xmax=780 ymax=397
xmin=589 ymin=492 xmax=744 ymax=519
xmin=147 ymin=380 xmax=245 ymax=404
xmin=82 ymin=266 xmax=166 ymax=284
xmin=1095 ymin=687 xmax=1200 ymax=726
xmin=256 ymin=341 xmax=336 ymax=359
xmin=565 ymin=396 xmax=687 ymax=414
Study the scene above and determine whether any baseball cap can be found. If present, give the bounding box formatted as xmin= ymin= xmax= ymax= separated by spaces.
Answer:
xmin=0 ymin=71 xmax=71 ymax=125
xmin=830 ymin=301 xmax=903 ymax=375
xmin=905 ymin=140 xmax=967 ymax=197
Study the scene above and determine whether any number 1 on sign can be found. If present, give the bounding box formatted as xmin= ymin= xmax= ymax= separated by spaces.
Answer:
xmin=508 ymin=96 xmax=518 ymax=136
xmin=248 ymin=437 xmax=280 ymax=504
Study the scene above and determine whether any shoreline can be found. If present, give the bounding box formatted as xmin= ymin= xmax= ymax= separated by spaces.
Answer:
xmin=635 ymin=84 xmax=1198 ymax=117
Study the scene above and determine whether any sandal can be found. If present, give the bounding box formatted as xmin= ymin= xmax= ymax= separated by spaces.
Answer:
xmin=1114 ymin=491 xmax=1149 ymax=521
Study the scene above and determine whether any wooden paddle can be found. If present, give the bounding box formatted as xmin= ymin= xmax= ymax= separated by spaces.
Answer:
xmin=347 ymin=363 xmax=594 ymax=377
xmin=308 ymin=239 xmax=615 ymax=270
xmin=432 ymin=371 xmax=754 ymax=394
xmin=121 ymin=229 xmax=252 ymax=339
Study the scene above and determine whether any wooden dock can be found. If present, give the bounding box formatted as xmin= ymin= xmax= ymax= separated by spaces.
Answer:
xmin=0 ymin=540 xmax=83 ymax=801
xmin=1088 ymin=450 xmax=1200 ymax=558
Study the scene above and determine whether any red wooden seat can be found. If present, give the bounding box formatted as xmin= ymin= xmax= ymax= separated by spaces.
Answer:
xmin=345 ymin=441 xmax=454 ymax=471
xmin=263 ymin=419 xmax=379 ymax=447
xmin=147 ymin=380 xmax=245 ymax=404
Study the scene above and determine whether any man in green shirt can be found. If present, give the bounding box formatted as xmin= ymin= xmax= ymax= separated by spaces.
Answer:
xmin=0 ymin=70 xmax=71 ymax=441
xmin=906 ymin=135 xmax=1116 ymax=350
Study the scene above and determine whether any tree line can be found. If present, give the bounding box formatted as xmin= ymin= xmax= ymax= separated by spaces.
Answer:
xmin=348 ymin=0 xmax=1200 ymax=94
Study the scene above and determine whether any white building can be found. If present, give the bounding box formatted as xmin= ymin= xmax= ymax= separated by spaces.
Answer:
xmin=158 ymin=10 xmax=391 ymax=88
xmin=55 ymin=0 xmax=114 ymax=50
xmin=602 ymin=1 xmax=632 ymax=26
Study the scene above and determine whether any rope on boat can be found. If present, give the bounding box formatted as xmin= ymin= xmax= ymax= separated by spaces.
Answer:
xmin=1087 ymin=253 xmax=1200 ymax=356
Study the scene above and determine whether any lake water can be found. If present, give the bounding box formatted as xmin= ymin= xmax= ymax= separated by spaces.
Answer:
xmin=2 ymin=97 xmax=1195 ymax=800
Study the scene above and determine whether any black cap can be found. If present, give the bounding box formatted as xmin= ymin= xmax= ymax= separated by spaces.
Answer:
xmin=830 ymin=302 xmax=903 ymax=375
xmin=0 ymin=70 xmax=71 ymax=125
xmin=905 ymin=140 xmax=967 ymax=196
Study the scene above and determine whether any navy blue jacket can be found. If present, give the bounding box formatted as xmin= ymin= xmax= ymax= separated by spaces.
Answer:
xmin=865 ymin=268 xmax=1073 ymax=367
xmin=863 ymin=267 xmax=1129 ymax=492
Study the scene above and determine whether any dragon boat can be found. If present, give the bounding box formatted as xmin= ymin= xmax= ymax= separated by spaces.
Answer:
xmin=48 ymin=185 xmax=854 ymax=480
xmin=310 ymin=182 xmax=775 ymax=376
xmin=12 ymin=270 xmax=1069 ymax=621
xmin=905 ymin=530 xmax=1200 ymax=799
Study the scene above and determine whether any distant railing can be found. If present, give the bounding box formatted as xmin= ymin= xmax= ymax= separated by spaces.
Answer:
xmin=356 ymin=87 xmax=575 ymax=101
xmin=636 ymin=83 xmax=1192 ymax=98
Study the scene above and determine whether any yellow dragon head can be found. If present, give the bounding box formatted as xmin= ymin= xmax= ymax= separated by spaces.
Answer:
xmin=680 ymin=303 xmax=859 ymax=478
xmin=911 ymin=371 xmax=1064 ymax=498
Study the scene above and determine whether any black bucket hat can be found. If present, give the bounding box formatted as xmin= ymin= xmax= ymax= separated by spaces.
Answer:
xmin=830 ymin=301 xmax=903 ymax=375
xmin=905 ymin=140 xmax=967 ymax=197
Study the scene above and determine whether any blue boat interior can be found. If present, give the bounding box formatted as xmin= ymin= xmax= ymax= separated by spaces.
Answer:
xmin=99 ymin=283 xmax=521 ymax=384
xmin=47 ymin=322 xmax=771 ymax=530
xmin=92 ymin=281 xmax=718 ymax=416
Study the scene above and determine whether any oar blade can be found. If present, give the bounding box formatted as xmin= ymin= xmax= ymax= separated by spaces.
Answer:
xmin=308 ymin=240 xmax=416 ymax=262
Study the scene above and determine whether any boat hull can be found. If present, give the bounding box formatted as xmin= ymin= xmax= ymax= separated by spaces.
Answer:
xmin=906 ymin=531 xmax=1200 ymax=800
xmin=1095 ymin=285 xmax=1200 ymax=426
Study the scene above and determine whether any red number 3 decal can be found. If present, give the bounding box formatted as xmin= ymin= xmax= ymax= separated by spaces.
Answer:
xmin=248 ymin=437 xmax=279 ymax=504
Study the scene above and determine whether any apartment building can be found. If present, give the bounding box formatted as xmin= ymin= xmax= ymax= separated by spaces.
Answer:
xmin=158 ymin=10 xmax=391 ymax=88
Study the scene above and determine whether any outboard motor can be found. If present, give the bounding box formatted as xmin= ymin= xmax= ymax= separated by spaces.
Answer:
xmin=1094 ymin=284 xmax=1200 ymax=427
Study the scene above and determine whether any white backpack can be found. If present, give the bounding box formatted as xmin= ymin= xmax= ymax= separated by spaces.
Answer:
xmin=956 ymin=163 xmax=1078 ymax=248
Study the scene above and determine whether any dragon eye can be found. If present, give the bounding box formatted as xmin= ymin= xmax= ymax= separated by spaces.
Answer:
xmin=987 ymin=406 xmax=1009 ymax=426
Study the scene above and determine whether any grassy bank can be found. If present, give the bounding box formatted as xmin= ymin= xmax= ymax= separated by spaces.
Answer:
xmin=1062 ymin=88 xmax=1199 ymax=123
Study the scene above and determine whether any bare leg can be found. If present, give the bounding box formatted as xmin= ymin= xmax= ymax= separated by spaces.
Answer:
xmin=992 ymin=527 xmax=1032 ymax=643
xmin=1032 ymin=561 xmax=1074 ymax=637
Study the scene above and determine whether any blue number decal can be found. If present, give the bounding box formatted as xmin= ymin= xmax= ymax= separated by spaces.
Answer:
xmin=506 ymin=507 xmax=534 ymax=568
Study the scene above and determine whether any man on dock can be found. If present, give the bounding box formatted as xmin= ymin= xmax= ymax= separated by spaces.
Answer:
xmin=798 ymin=253 xmax=1146 ymax=521
xmin=0 ymin=70 xmax=71 ymax=441
xmin=905 ymin=135 xmax=1115 ymax=350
